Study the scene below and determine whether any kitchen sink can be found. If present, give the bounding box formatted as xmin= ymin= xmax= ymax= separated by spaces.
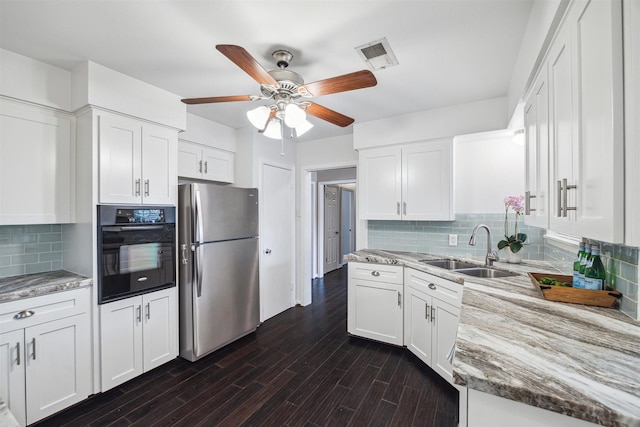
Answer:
xmin=452 ymin=267 xmax=518 ymax=278
xmin=419 ymin=259 xmax=478 ymax=270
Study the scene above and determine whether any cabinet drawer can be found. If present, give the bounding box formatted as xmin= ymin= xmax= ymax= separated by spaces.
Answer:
xmin=0 ymin=287 xmax=91 ymax=332
xmin=349 ymin=262 xmax=403 ymax=285
xmin=405 ymin=268 xmax=462 ymax=308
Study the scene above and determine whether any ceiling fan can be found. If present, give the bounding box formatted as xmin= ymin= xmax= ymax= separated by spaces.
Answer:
xmin=181 ymin=45 xmax=378 ymax=139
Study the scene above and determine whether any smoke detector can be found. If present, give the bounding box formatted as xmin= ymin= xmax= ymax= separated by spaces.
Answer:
xmin=355 ymin=37 xmax=399 ymax=71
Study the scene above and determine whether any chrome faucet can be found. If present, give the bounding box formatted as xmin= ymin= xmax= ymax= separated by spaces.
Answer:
xmin=469 ymin=224 xmax=499 ymax=266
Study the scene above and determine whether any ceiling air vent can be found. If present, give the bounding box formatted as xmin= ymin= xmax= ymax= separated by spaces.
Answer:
xmin=355 ymin=37 xmax=399 ymax=71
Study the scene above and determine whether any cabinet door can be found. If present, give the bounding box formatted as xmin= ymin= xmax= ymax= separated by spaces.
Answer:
xmin=0 ymin=99 xmax=73 ymax=225
xmin=202 ymin=147 xmax=234 ymax=184
xmin=0 ymin=330 xmax=26 ymax=427
xmin=402 ymin=141 xmax=453 ymax=220
xmin=548 ymin=23 xmax=577 ymax=236
xmin=431 ymin=297 xmax=460 ymax=383
xmin=99 ymin=114 xmax=142 ymax=204
xmin=142 ymin=288 xmax=177 ymax=371
xmin=404 ymin=288 xmax=432 ymax=366
xmin=142 ymin=125 xmax=177 ymax=205
xmin=100 ymin=296 xmax=143 ymax=391
xmin=24 ymin=314 xmax=91 ymax=424
xmin=570 ymin=0 xmax=624 ymax=242
xmin=348 ymin=278 xmax=403 ymax=345
xmin=524 ymin=68 xmax=549 ymax=229
xmin=177 ymin=140 xmax=203 ymax=180
xmin=359 ymin=147 xmax=402 ymax=220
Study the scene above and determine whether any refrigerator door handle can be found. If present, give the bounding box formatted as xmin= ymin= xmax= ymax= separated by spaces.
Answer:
xmin=194 ymin=190 xmax=204 ymax=298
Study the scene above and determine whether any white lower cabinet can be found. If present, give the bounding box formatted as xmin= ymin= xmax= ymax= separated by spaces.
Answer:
xmin=0 ymin=288 xmax=92 ymax=426
xmin=347 ymin=263 xmax=404 ymax=346
xmin=404 ymin=268 xmax=461 ymax=383
xmin=100 ymin=287 xmax=177 ymax=392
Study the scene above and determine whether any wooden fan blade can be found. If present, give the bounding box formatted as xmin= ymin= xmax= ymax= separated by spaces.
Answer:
xmin=299 ymin=70 xmax=377 ymax=97
xmin=216 ymin=44 xmax=279 ymax=88
xmin=258 ymin=109 xmax=277 ymax=133
xmin=304 ymin=102 xmax=354 ymax=127
xmin=181 ymin=95 xmax=256 ymax=104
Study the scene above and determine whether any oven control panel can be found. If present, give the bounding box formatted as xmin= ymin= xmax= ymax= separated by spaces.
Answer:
xmin=115 ymin=208 xmax=165 ymax=224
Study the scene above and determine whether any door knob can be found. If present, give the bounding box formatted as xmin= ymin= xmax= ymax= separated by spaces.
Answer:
xmin=265 ymin=248 xmax=272 ymax=254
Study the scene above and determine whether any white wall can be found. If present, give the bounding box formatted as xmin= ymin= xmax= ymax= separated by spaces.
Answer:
xmin=454 ymin=130 xmax=525 ymax=213
xmin=0 ymin=48 xmax=71 ymax=110
xmin=353 ymin=97 xmax=508 ymax=150
xmin=179 ymin=113 xmax=236 ymax=152
xmin=507 ymin=0 xmax=569 ymax=119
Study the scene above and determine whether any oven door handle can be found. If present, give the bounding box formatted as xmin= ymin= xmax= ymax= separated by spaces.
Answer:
xmin=102 ymin=225 xmax=166 ymax=232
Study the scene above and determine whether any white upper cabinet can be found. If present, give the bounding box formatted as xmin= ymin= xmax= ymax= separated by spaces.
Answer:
xmin=359 ymin=139 xmax=454 ymax=221
xmin=524 ymin=67 xmax=549 ymax=229
xmin=99 ymin=112 xmax=177 ymax=205
xmin=0 ymin=98 xmax=75 ymax=224
xmin=530 ymin=0 xmax=624 ymax=242
xmin=177 ymin=140 xmax=234 ymax=184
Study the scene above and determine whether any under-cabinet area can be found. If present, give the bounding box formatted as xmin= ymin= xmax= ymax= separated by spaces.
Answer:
xmin=346 ymin=250 xmax=640 ymax=427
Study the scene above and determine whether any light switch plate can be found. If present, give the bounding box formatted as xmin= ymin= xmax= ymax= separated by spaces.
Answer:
xmin=449 ymin=234 xmax=458 ymax=246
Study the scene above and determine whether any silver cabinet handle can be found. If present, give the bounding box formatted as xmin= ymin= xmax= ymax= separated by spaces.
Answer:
xmin=204 ymin=161 xmax=208 ymax=174
xmin=371 ymin=271 xmax=380 ymax=277
xmin=431 ymin=306 xmax=436 ymax=323
xmin=198 ymin=160 xmax=203 ymax=173
xmin=397 ymin=202 xmax=400 ymax=215
xmin=563 ymin=178 xmax=577 ymax=215
xmin=397 ymin=291 xmax=401 ymax=307
xmin=558 ymin=179 xmax=577 ymax=217
xmin=31 ymin=338 xmax=36 ymax=360
xmin=425 ymin=303 xmax=430 ymax=320
xmin=14 ymin=310 xmax=35 ymax=320
xmin=428 ymin=283 xmax=437 ymax=290
xmin=16 ymin=342 xmax=20 ymax=366
xmin=403 ymin=202 xmax=407 ymax=215
xmin=525 ymin=191 xmax=536 ymax=215
xmin=135 ymin=179 xmax=141 ymax=196
xmin=146 ymin=303 xmax=150 ymax=320
xmin=557 ymin=180 xmax=563 ymax=217
xmin=144 ymin=179 xmax=150 ymax=197
xmin=137 ymin=305 xmax=142 ymax=323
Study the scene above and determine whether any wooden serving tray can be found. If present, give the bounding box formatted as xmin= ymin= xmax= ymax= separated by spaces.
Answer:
xmin=528 ymin=272 xmax=622 ymax=308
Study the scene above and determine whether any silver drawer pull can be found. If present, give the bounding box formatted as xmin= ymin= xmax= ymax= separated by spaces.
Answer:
xmin=428 ymin=283 xmax=437 ymax=290
xmin=31 ymin=338 xmax=36 ymax=360
xmin=16 ymin=342 xmax=20 ymax=366
xmin=14 ymin=310 xmax=35 ymax=320
xmin=425 ymin=303 xmax=430 ymax=320
xmin=371 ymin=271 xmax=380 ymax=277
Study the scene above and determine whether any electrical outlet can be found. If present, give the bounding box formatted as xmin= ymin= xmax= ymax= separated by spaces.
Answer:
xmin=449 ymin=234 xmax=458 ymax=246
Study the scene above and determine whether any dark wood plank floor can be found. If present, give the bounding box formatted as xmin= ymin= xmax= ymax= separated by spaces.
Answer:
xmin=34 ymin=266 xmax=458 ymax=427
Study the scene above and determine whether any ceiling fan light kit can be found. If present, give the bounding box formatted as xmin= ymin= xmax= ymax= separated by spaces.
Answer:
xmin=181 ymin=44 xmax=378 ymax=152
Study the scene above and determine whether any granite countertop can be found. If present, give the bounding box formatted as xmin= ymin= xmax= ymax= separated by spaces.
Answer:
xmin=0 ymin=270 xmax=92 ymax=303
xmin=346 ymin=249 xmax=640 ymax=427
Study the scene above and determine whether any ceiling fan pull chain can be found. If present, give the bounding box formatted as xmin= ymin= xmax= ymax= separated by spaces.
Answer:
xmin=280 ymin=121 xmax=285 ymax=156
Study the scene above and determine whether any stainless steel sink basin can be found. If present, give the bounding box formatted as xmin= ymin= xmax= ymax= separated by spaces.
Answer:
xmin=452 ymin=267 xmax=518 ymax=278
xmin=419 ymin=259 xmax=478 ymax=270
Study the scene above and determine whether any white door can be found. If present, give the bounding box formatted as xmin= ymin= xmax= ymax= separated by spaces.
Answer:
xmin=141 ymin=124 xmax=176 ymax=205
xmin=340 ymin=188 xmax=355 ymax=261
xmin=261 ymin=163 xmax=295 ymax=321
xmin=142 ymin=288 xmax=177 ymax=370
xmin=323 ymin=185 xmax=340 ymax=274
xmin=0 ymin=330 xmax=26 ymax=427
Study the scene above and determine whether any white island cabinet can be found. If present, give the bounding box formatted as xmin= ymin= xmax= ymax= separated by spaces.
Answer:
xmin=347 ymin=262 xmax=404 ymax=345
xmin=0 ymin=288 xmax=92 ymax=426
xmin=100 ymin=287 xmax=177 ymax=391
xmin=404 ymin=268 xmax=461 ymax=383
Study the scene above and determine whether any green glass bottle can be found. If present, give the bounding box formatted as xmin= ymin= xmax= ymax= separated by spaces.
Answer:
xmin=584 ymin=245 xmax=606 ymax=291
xmin=577 ymin=243 xmax=591 ymax=289
xmin=572 ymin=241 xmax=585 ymax=287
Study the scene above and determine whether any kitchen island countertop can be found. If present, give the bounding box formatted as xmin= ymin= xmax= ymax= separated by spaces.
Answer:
xmin=0 ymin=270 xmax=92 ymax=303
xmin=345 ymin=249 xmax=640 ymax=427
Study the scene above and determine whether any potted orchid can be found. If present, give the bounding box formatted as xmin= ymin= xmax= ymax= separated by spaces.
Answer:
xmin=497 ymin=195 xmax=527 ymax=260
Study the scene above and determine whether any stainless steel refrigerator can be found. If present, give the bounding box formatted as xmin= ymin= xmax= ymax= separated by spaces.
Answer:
xmin=178 ymin=183 xmax=260 ymax=362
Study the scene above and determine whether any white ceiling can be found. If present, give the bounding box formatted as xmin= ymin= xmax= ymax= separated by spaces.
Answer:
xmin=0 ymin=0 xmax=533 ymax=142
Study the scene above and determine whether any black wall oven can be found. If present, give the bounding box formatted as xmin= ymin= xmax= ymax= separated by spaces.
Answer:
xmin=97 ymin=205 xmax=176 ymax=304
